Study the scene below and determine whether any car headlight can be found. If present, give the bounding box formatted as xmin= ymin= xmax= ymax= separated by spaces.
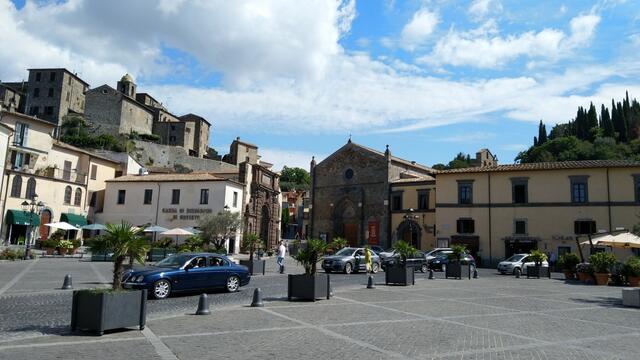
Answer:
xmin=135 ymin=275 xmax=144 ymax=282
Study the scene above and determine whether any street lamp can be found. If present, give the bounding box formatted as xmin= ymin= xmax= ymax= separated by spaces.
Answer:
xmin=21 ymin=195 xmax=44 ymax=260
xmin=403 ymin=208 xmax=419 ymax=248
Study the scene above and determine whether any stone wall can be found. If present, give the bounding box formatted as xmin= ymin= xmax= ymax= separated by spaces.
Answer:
xmin=130 ymin=140 xmax=238 ymax=173
xmin=119 ymin=97 xmax=153 ymax=135
xmin=85 ymin=85 xmax=123 ymax=136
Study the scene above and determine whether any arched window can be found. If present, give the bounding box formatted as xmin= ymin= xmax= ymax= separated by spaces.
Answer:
xmin=64 ymin=186 xmax=72 ymax=204
xmin=74 ymin=188 xmax=82 ymax=206
xmin=10 ymin=176 xmax=22 ymax=198
xmin=25 ymin=177 xmax=36 ymax=199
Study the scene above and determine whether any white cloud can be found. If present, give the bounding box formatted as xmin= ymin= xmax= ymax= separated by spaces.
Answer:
xmin=400 ymin=8 xmax=439 ymax=51
xmin=0 ymin=0 xmax=636 ymax=139
xmin=468 ymin=0 xmax=502 ymax=21
xmin=421 ymin=14 xmax=601 ymax=69
xmin=259 ymin=148 xmax=325 ymax=172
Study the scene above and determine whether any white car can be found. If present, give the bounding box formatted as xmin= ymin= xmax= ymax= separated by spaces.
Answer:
xmin=497 ymin=253 xmax=549 ymax=275
xmin=424 ymin=248 xmax=453 ymax=261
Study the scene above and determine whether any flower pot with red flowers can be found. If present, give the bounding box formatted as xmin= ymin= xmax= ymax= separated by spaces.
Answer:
xmin=576 ymin=263 xmax=594 ymax=283
xmin=589 ymin=252 xmax=616 ymax=286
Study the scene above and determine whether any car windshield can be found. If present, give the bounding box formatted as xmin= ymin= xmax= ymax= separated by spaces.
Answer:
xmin=505 ymin=254 xmax=526 ymax=262
xmin=335 ymin=248 xmax=356 ymax=256
xmin=156 ymin=254 xmax=192 ymax=268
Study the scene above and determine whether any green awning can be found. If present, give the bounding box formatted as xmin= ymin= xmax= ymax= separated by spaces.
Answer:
xmin=4 ymin=210 xmax=40 ymax=226
xmin=60 ymin=213 xmax=88 ymax=227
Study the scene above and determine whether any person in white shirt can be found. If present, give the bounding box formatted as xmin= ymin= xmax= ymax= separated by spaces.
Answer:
xmin=277 ymin=241 xmax=287 ymax=274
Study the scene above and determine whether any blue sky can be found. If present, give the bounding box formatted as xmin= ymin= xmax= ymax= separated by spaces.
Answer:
xmin=2 ymin=0 xmax=639 ymax=169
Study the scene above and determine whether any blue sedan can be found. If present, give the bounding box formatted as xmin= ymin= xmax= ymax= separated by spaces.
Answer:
xmin=122 ymin=253 xmax=251 ymax=299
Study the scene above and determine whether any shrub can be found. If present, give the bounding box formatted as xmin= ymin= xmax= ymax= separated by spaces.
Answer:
xmin=329 ymin=237 xmax=348 ymax=253
xmin=622 ymin=256 xmax=640 ymax=277
xmin=393 ymin=240 xmax=418 ymax=265
xmin=589 ymin=252 xmax=617 ymax=273
xmin=41 ymin=238 xmax=58 ymax=248
xmin=58 ymin=240 xmax=75 ymax=250
xmin=49 ymin=230 xmax=66 ymax=242
xmin=155 ymin=238 xmax=175 ymax=249
xmin=576 ymin=262 xmax=594 ymax=275
xmin=558 ymin=253 xmax=581 ymax=271
xmin=293 ymin=239 xmax=327 ymax=274
xmin=529 ymin=249 xmax=548 ymax=265
xmin=0 ymin=248 xmax=21 ymax=261
xmin=448 ymin=244 xmax=467 ymax=262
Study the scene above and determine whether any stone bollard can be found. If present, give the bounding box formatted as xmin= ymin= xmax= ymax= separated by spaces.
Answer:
xmin=250 ymin=288 xmax=264 ymax=307
xmin=515 ymin=268 xmax=521 ymax=279
xmin=329 ymin=281 xmax=334 ymax=298
xmin=428 ymin=269 xmax=434 ymax=279
xmin=473 ymin=268 xmax=478 ymax=279
xmin=366 ymin=275 xmax=376 ymax=289
xmin=61 ymin=274 xmax=73 ymax=290
xmin=195 ymin=293 xmax=211 ymax=315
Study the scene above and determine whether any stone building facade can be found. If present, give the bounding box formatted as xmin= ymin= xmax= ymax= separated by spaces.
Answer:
xmin=310 ymin=140 xmax=434 ymax=248
xmin=0 ymin=83 xmax=26 ymax=112
xmin=23 ymin=68 xmax=88 ymax=125
xmin=84 ymin=81 xmax=154 ymax=136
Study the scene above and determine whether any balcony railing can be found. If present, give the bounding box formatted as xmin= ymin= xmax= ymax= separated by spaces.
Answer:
xmin=7 ymin=164 xmax=87 ymax=184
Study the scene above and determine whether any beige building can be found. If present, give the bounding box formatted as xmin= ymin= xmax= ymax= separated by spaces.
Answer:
xmin=435 ymin=160 xmax=640 ymax=266
xmin=390 ymin=175 xmax=436 ymax=250
xmin=0 ymin=111 xmax=119 ymax=244
xmin=96 ymin=173 xmax=244 ymax=253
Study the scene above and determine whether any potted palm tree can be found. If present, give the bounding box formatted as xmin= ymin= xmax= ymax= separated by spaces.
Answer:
xmin=288 ymin=239 xmax=330 ymax=301
xmin=445 ymin=244 xmax=471 ymax=279
xmin=71 ymin=222 xmax=150 ymax=335
xmin=239 ymin=234 xmax=266 ymax=275
xmin=589 ymin=252 xmax=616 ymax=286
xmin=558 ymin=253 xmax=580 ymax=280
xmin=622 ymin=256 xmax=640 ymax=287
xmin=328 ymin=237 xmax=348 ymax=255
xmin=526 ymin=249 xmax=550 ymax=278
xmin=385 ymin=240 xmax=416 ymax=286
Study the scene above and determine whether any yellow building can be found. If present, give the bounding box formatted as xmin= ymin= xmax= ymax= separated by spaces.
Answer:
xmin=389 ymin=176 xmax=436 ymax=250
xmin=0 ymin=110 xmax=119 ymax=244
xmin=435 ymin=160 xmax=640 ymax=266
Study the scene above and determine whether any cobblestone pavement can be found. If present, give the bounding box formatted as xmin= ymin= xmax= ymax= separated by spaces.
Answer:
xmin=0 ymin=258 xmax=638 ymax=359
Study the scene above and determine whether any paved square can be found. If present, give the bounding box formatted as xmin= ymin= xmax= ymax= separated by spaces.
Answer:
xmin=0 ymin=258 xmax=638 ymax=359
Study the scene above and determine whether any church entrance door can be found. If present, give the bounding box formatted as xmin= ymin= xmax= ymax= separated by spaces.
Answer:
xmin=344 ymin=223 xmax=358 ymax=247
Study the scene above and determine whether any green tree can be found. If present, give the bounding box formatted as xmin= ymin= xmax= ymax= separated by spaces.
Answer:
xmin=280 ymin=166 xmax=311 ymax=191
xmin=88 ymin=222 xmax=149 ymax=290
xmin=199 ymin=211 xmax=242 ymax=252
xmin=243 ymin=233 xmax=264 ymax=262
xmin=281 ymin=209 xmax=290 ymax=234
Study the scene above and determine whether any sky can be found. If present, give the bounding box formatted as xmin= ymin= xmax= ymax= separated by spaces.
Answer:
xmin=1 ymin=0 xmax=639 ymax=170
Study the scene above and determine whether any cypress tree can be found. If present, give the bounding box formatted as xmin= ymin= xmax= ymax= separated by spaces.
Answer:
xmin=615 ymin=101 xmax=628 ymax=142
xmin=587 ymin=102 xmax=598 ymax=140
xmin=537 ymin=120 xmax=548 ymax=145
xmin=601 ymin=104 xmax=614 ymax=138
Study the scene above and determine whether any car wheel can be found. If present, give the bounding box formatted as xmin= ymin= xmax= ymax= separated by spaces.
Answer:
xmin=513 ymin=268 xmax=520 ymax=275
xmin=371 ymin=263 xmax=379 ymax=274
xmin=442 ymin=264 xmax=446 ymax=273
xmin=226 ymin=275 xmax=240 ymax=292
xmin=344 ymin=262 xmax=353 ymax=274
xmin=152 ymin=279 xmax=171 ymax=299
xmin=420 ymin=264 xmax=428 ymax=273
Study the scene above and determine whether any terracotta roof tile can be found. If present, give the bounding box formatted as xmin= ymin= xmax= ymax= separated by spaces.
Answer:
xmin=435 ymin=160 xmax=640 ymax=174
xmin=107 ymin=173 xmax=229 ymax=182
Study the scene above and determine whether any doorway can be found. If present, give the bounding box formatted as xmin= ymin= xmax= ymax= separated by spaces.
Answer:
xmin=344 ymin=223 xmax=358 ymax=247
xmin=39 ymin=209 xmax=52 ymax=240
xmin=260 ymin=205 xmax=271 ymax=248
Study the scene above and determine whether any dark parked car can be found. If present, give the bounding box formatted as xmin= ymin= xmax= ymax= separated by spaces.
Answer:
xmin=369 ymin=246 xmax=386 ymax=255
xmin=381 ymin=251 xmax=430 ymax=273
xmin=322 ymin=247 xmax=381 ymax=274
xmin=428 ymin=253 xmax=476 ymax=271
xmin=122 ymin=253 xmax=251 ymax=299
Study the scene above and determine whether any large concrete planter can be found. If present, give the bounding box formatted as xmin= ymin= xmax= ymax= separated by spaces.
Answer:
xmin=563 ymin=271 xmax=576 ymax=280
xmin=445 ymin=262 xmax=471 ymax=279
xmin=239 ymin=259 xmax=266 ymax=275
xmin=287 ymin=274 xmax=330 ymax=301
xmin=71 ymin=289 xmax=147 ymax=335
xmin=385 ymin=265 xmax=415 ymax=286
xmin=593 ymin=273 xmax=610 ymax=286
xmin=526 ymin=266 xmax=551 ymax=279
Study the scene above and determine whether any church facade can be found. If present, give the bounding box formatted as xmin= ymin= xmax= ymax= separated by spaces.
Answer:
xmin=309 ymin=141 xmax=434 ymax=249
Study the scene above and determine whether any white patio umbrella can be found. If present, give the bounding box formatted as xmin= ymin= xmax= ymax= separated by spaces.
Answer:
xmin=45 ymin=222 xmax=80 ymax=240
xmin=144 ymin=225 xmax=169 ymax=242
xmin=160 ymin=228 xmax=194 ymax=247
xmin=599 ymin=232 xmax=640 ymax=249
xmin=81 ymin=223 xmax=107 ymax=231
xmin=181 ymin=226 xmax=202 ymax=234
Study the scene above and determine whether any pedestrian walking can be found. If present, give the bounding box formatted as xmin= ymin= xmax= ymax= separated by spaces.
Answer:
xmin=277 ymin=241 xmax=287 ymax=274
